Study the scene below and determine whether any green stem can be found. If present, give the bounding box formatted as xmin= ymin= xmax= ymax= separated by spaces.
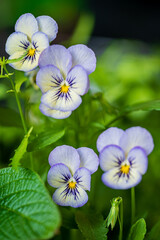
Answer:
xmin=119 ymin=200 xmax=123 ymax=240
xmin=131 ymin=187 xmax=135 ymax=225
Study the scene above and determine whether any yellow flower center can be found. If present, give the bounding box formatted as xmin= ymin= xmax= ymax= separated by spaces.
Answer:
xmin=61 ymin=84 xmax=69 ymax=93
xmin=68 ymin=181 xmax=76 ymax=189
xmin=27 ymin=48 xmax=36 ymax=57
xmin=120 ymin=164 xmax=130 ymax=174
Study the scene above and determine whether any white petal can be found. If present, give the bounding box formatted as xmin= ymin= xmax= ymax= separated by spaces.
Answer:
xmin=40 ymin=103 xmax=72 ymax=119
xmin=119 ymin=126 xmax=154 ymax=156
xmin=5 ymin=32 xmax=29 ymax=55
xmin=36 ymin=65 xmax=63 ymax=93
xmin=67 ymin=65 xmax=89 ymax=95
xmin=31 ymin=31 xmax=49 ymax=51
xmin=36 ymin=15 xmax=58 ymax=42
xmin=102 ymin=168 xmax=142 ymax=190
xmin=127 ymin=147 xmax=148 ymax=174
xmin=38 ymin=45 xmax=72 ymax=78
xmin=99 ymin=145 xmax=125 ymax=172
xmin=73 ymin=168 xmax=91 ymax=190
xmin=53 ymin=184 xmax=88 ymax=208
xmin=47 ymin=163 xmax=72 ymax=188
xmin=41 ymin=88 xmax=82 ymax=111
xmin=77 ymin=147 xmax=99 ymax=174
xmin=49 ymin=145 xmax=80 ymax=175
xmin=15 ymin=13 xmax=38 ymax=39
xmin=96 ymin=127 xmax=125 ymax=152
xmin=68 ymin=44 xmax=96 ymax=75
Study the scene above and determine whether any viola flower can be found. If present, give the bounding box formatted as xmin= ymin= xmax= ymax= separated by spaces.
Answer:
xmin=36 ymin=44 xmax=96 ymax=119
xmin=97 ymin=127 xmax=154 ymax=189
xmin=5 ymin=13 xmax=58 ymax=72
xmin=47 ymin=145 xmax=99 ymax=207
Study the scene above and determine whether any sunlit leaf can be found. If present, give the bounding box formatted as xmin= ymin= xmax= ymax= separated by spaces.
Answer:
xmin=128 ymin=218 xmax=146 ymax=240
xmin=0 ymin=167 xmax=61 ymax=240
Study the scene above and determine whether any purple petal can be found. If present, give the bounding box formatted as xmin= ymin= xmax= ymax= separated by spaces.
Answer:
xmin=38 ymin=45 xmax=72 ymax=77
xmin=99 ymin=145 xmax=125 ymax=172
xmin=127 ymin=147 xmax=148 ymax=174
xmin=97 ymin=127 xmax=125 ymax=153
xmin=49 ymin=145 xmax=80 ymax=175
xmin=40 ymin=103 xmax=72 ymax=119
xmin=77 ymin=147 xmax=99 ymax=174
xmin=68 ymin=44 xmax=96 ymax=75
xmin=119 ymin=126 xmax=154 ymax=156
xmin=73 ymin=167 xmax=91 ymax=190
xmin=47 ymin=163 xmax=71 ymax=188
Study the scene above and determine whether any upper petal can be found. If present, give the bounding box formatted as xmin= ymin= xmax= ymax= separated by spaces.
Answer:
xmin=5 ymin=32 xmax=29 ymax=55
xmin=119 ymin=126 xmax=154 ymax=156
xmin=36 ymin=65 xmax=63 ymax=93
xmin=127 ymin=147 xmax=148 ymax=175
xmin=67 ymin=65 xmax=89 ymax=95
xmin=68 ymin=44 xmax=96 ymax=75
xmin=40 ymin=103 xmax=72 ymax=119
xmin=38 ymin=45 xmax=72 ymax=78
xmin=15 ymin=13 xmax=38 ymax=39
xmin=77 ymin=147 xmax=99 ymax=174
xmin=48 ymin=145 xmax=80 ymax=175
xmin=36 ymin=15 xmax=58 ymax=42
xmin=99 ymin=145 xmax=125 ymax=172
xmin=52 ymin=184 xmax=88 ymax=208
xmin=97 ymin=127 xmax=125 ymax=153
xmin=47 ymin=163 xmax=72 ymax=188
xmin=73 ymin=167 xmax=91 ymax=190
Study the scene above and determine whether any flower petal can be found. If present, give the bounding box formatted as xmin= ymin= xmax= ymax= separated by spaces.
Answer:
xmin=102 ymin=168 xmax=142 ymax=189
xmin=53 ymin=184 xmax=88 ymax=208
xmin=68 ymin=44 xmax=96 ymax=75
xmin=77 ymin=147 xmax=99 ymax=174
xmin=49 ymin=145 xmax=80 ymax=174
xmin=36 ymin=15 xmax=58 ymax=42
xmin=38 ymin=45 xmax=72 ymax=78
xmin=99 ymin=145 xmax=125 ymax=172
xmin=97 ymin=127 xmax=125 ymax=153
xmin=40 ymin=103 xmax=72 ymax=119
xmin=36 ymin=65 xmax=63 ymax=93
xmin=15 ymin=13 xmax=38 ymax=39
xmin=119 ymin=126 xmax=154 ymax=156
xmin=41 ymin=88 xmax=82 ymax=111
xmin=31 ymin=31 xmax=49 ymax=51
xmin=67 ymin=65 xmax=89 ymax=95
xmin=73 ymin=167 xmax=91 ymax=190
xmin=5 ymin=32 xmax=29 ymax=55
xmin=47 ymin=163 xmax=72 ymax=188
xmin=127 ymin=147 xmax=148 ymax=175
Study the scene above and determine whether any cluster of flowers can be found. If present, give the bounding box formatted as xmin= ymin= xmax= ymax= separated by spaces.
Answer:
xmin=5 ymin=14 xmax=154 ymax=208
xmin=5 ymin=13 xmax=96 ymax=119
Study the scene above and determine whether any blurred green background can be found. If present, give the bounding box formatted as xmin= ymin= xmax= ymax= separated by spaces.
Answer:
xmin=1 ymin=0 xmax=160 ymax=239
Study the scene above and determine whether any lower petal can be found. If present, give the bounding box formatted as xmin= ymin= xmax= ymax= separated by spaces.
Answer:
xmin=40 ymin=103 xmax=72 ymax=119
xmin=53 ymin=185 xmax=88 ymax=208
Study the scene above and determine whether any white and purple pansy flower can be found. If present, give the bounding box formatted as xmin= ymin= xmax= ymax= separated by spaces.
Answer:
xmin=5 ymin=13 xmax=58 ymax=72
xmin=97 ymin=126 xmax=154 ymax=189
xmin=36 ymin=44 xmax=96 ymax=119
xmin=47 ymin=145 xmax=99 ymax=208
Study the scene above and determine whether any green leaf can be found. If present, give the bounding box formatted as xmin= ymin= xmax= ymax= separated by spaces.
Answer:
xmin=75 ymin=210 xmax=108 ymax=240
xmin=123 ymin=100 xmax=160 ymax=113
xmin=0 ymin=107 xmax=22 ymax=127
xmin=10 ymin=127 xmax=33 ymax=168
xmin=145 ymin=220 xmax=160 ymax=240
xmin=60 ymin=208 xmax=77 ymax=229
xmin=15 ymin=72 xmax=27 ymax=93
xmin=128 ymin=218 xmax=146 ymax=240
xmin=0 ymin=167 xmax=61 ymax=240
xmin=27 ymin=128 xmax=65 ymax=152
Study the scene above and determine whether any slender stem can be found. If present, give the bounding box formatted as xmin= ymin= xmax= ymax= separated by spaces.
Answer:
xmin=119 ymin=200 xmax=123 ymax=240
xmin=131 ymin=187 xmax=135 ymax=225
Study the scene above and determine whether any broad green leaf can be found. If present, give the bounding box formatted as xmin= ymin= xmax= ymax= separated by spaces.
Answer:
xmin=128 ymin=218 xmax=146 ymax=240
xmin=123 ymin=100 xmax=160 ymax=113
xmin=0 ymin=167 xmax=61 ymax=240
xmin=0 ymin=107 xmax=22 ymax=127
xmin=145 ymin=220 xmax=160 ymax=240
xmin=15 ymin=71 xmax=27 ymax=93
xmin=27 ymin=128 xmax=65 ymax=152
xmin=75 ymin=210 xmax=108 ymax=240
xmin=10 ymin=127 xmax=33 ymax=168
